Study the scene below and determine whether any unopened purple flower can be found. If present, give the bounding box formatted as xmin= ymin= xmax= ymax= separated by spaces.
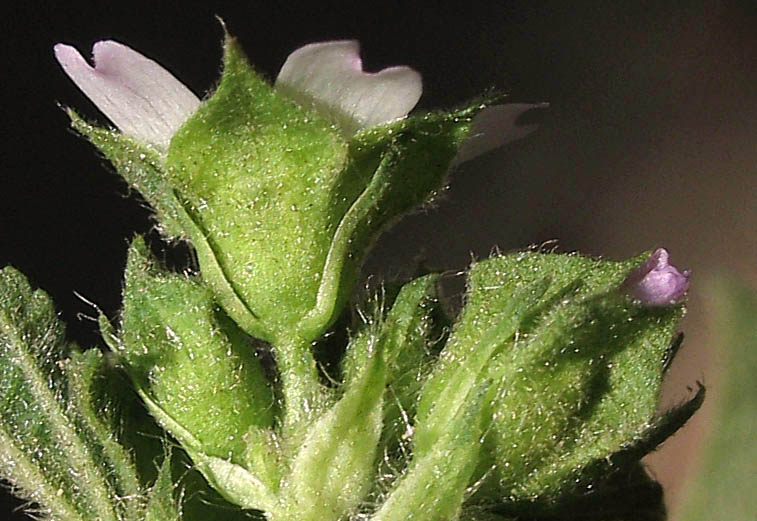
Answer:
xmin=624 ymin=248 xmax=690 ymax=306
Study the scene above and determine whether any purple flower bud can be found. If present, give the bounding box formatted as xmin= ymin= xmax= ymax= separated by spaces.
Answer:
xmin=623 ymin=248 xmax=690 ymax=306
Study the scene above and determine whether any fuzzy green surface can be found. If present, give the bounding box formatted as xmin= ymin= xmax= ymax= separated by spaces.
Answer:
xmin=375 ymin=274 xmax=441 ymax=451
xmin=119 ymin=239 xmax=274 ymax=463
xmin=69 ymin=34 xmax=489 ymax=349
xmin=0 ymin=267 xmax=181 ymax=521
xmin=164 ymin=37 xmax=482 ymax=344
xmin=53 ymin=31 xmax=706 ymax=520
xmin=373 ymin=380 xmax=491 ymax=521
xmin=279 ymin=337 xmax=386 ymax=521
xmin=145 ymin=456 xmax=181 ymax=521
xmin=165 ymin=37 xmax=349 ymax=343
xmin=415 ymin=251 xmax=693 ymax=513
xmin=68 ymin=112 xmax=185 ymax=238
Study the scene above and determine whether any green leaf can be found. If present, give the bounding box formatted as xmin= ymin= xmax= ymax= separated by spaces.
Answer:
xmin=677 ymin=278 xmax=757 ymax=521
xmin=145 ymin=452 xmax=181 ymax=521
xmin=414 ymin=276 xmax=550 ymax=457
xmin=0 ymin=267 xmax=117 ymax=521
xmin=0 ymin=267 xmax=174 ymax=521
xmin=176 ymin=447 xmax=267 ymax=521
xmin=65 ymin=349 xmax=146 ymax=520
xmin=341 ymin=274 xmax=442 ymax=453
xmin=68 ymin=110 xmax=186 ymax=239
xmin=293 ymin=105 xmax=483 ymax=342
xmin=118 ymin=238 xmax=275 ymax=464
xmin=378 ymin=274 xmax=442 ymax=450
xmin=280 ymin=336 xmax=386 ymax=521
xmin=136 ymin=388 xmax=278 ymax=514
xmin=68 ymin=109 xmax=271 ymax=343
xmin=371 ymin=381 xmax=492 ymax=521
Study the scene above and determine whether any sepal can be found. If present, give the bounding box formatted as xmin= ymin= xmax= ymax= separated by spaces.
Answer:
xmin=164 ymin=37 xmax=498 ymax=345
xmin=68 ymin=110 xmax=185 ymax=238
xmin=164 ymin=36 xmax=348 ymax=344
xmin=134 ymin=387 xmax=278 ymax=513
xmin=67 ymin=34 xmax=535 ymax=352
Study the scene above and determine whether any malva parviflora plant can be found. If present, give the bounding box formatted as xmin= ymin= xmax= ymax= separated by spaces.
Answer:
xmin=0 ymin=26 xmax=702 ymax=521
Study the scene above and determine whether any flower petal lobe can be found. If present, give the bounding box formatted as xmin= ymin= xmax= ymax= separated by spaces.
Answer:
xmin=275 ymin=41 xmax=422 ymax=136
xmin=54 ymin=40 xmax=200 ymax=151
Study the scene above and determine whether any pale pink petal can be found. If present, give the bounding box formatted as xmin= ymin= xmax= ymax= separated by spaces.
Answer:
xmin=623 ymin=248 xmax=691 ymax=306
xmin=54 ymin=40 xmax=200 ymax=151
xmin=451 ymin=103 xmax=547 ymax=166
xmin=275 ymin=41 xmax=422 ymax=136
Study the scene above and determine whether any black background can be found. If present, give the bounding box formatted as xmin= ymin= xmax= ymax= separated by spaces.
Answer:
xmin=3 ymin=1 xmax=756 ymax=519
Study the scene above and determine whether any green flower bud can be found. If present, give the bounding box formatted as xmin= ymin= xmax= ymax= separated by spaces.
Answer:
xmin=117 ymin=238 xmax=274 ymax=463
xmin=416 ymin=251 xmax=702 ymax=515
xmin=162 ymin=37 xmax=486 ymax=346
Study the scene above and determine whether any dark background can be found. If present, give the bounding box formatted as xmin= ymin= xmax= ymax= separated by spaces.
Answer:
xmin=2 ymin=1 xmax=756 ymax=519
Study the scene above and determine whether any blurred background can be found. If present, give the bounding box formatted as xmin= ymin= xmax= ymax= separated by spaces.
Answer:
xmin=2 ymin=1 xmax=755 ymax=519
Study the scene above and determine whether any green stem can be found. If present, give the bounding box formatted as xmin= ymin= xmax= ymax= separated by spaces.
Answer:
xmin=275 ymin=335 xmax=326 ymax=433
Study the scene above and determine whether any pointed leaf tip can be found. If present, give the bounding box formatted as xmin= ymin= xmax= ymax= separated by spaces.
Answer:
xmin=275 ymin=40 xmax=422 ymax=136
xmin=54 ymin=40 xmax=200 ymax=151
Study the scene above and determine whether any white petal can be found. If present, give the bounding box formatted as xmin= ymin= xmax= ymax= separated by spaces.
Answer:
xmin=54 ymin=40 xmax=200 ymax=151
xmin=451 ymin=103 xmax=548 ymax=166
xmin=275 ymin=41 xmax=422 ymax=136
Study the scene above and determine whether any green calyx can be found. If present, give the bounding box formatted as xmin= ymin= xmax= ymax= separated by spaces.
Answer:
xmin=0 ymin=248 xmax=701 ymax=521
xmin=71 ymin=34 xmax=485 ymax=348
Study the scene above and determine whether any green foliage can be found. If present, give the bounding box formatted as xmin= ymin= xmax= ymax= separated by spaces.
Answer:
xmin=0 ymin=267 xmax=181 ymax=521
xmin=5 ymin=26 xmax=708 ymax=521
xmin=165 ymin=36 xmax=349 ymax=344
xmin=373 ymin=274 xmax=441 ymax=451
xmin=677 ymin=279 xmax=756 ymax=521
xmin=0 ymin=247 xmax=701 ymax=521
xmin=68 ymin=112 xmax=186 ymax=240
xmin=145 ymin=455 xmax=181 ymax=521
xmin=279 ymin=338 xmax=385 ymax=521
xmin=412 ymin=252 xmax=701 ymax=517
xmin=372 ymin=381 xmax=490 ymax=521
xmin=71 ymin=35 xmax=486 ymax=349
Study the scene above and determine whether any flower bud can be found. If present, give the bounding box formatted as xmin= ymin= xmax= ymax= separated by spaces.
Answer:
xmin=118 ymin=238 xmax=274 ymax=463
xmin=623 ymin=248 xmax=690 ymax=306
xmin=58 ymin=34 xmax=542 ymax=347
